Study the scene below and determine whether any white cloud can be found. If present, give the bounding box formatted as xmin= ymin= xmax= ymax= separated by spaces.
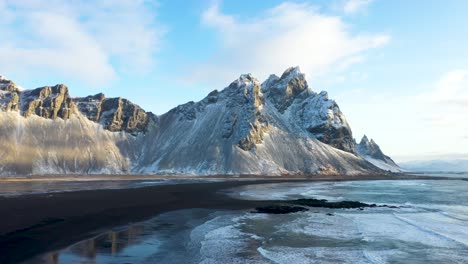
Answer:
xmin=343 ymin=0 xmax=373 ymax=14
xmin=0 ymin=0 xmax=164 ymax=86
xmin=421 ymin=69 xmax=468 ymax=106
xmin=190 ymin=2 xmax=389 ymax=87
xmin=330 ymin=69 xmax=468 ymax=160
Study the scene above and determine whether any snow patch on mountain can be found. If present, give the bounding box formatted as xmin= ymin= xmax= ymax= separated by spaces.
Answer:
xmin=356 ymin=135 xmax=403 ymax=172
xmin=0 ymin=67 xmax=398 ymax=176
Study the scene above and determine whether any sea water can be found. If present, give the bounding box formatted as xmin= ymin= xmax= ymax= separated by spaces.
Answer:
xmin=31 ymin=178 xmax=468 ymax=263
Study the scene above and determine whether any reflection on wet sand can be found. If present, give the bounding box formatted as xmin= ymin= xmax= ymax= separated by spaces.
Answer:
xmin=45 ymin=225 xmax=146 ymax=263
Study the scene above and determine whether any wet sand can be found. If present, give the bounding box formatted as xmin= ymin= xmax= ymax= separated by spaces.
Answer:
xmin=0 ymin=174 xmax=455 ymax=263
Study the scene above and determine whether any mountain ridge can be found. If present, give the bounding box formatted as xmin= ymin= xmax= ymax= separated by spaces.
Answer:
xmin=0 ymin=67 xmax=400 ymax=176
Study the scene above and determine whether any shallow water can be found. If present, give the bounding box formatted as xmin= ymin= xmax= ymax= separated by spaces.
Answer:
xmin=30 ymin=178 xmax=468 ymax=263
xmin=0 ymin=178 xmax=223 ymax=197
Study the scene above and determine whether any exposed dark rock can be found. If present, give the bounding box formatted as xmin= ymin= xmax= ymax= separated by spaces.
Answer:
xmin=74 ymin=93 xmax=106 ymax=122
xmin=254 ymin=205 xmax=309 ymax=214
xmin=1 ymin=92 xmax=20 ymax=112
xmin=357 ymin=135 xmax=394 ymax=161
xmin=222 ymin=113 xmax=238 ymax=139
xmin=99 ymin=97 xmax=150 ymax=134
xmin=227 ymin=74 xmax=269 ymax=151
xmin=287 ymin=198 xmax=377 ymax=209
xmin=299 ymin=91 xmax=356 ymax=153
xmin=262 ymin=66 xmax=309 ymax=113
xmin=74 ymin=94 xmax=152 ymax=135
xmin=22 ymin=84 xmax=74 ymax=120
xmin=0 ymin=77 xmax=21 ymax=93
xmin=173 ymin=101 xmax=198 ymax=121
xmin=206 ymin=90 xmax=219 ymax=104
xmin=356 ymin=135 xmax=401 ymax=171
xmin=261 ymin=67 xmax=356 ymax=153
xmin=307 ymin=120 xmax=356 ymax=153
xmin=255 ymin=198 xmax=399 ymax=213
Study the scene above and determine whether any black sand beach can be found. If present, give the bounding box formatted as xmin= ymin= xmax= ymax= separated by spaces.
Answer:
xmin=0 ymin=174 xmax=454 ymax=263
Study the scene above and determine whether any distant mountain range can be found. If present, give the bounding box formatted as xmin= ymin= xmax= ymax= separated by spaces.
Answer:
xmin=400 ymin=159 xmax=468 ymax=172
xmin=0 ymin=68 xmax=401 ymax=176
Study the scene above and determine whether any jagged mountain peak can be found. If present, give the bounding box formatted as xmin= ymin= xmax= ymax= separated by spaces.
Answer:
xmin=0 ymin=75 xmax=23 ymax=92
xmin=262 ymin=66 xmax=309 ymax=113
xmin=280 ymin=66 xmax=303 ymax=79
xmin=261 ymin=74 xmax=280 ymax=92
xmin=229 ymin=73 xmax=260 ymax=91
xmin=360 ymin=134 xmax=369 ymax=144
xmin=357 ymin=135 xmax=383 ymax=155
xmin=0 ymin=68 xmax=400 ymax=176
xmin=74 ymin=93 xmax=152 ymax=135
xmin=356 ymin=135 xmax=402 ymax=172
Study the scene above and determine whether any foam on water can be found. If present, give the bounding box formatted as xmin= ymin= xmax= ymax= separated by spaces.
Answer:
xmin=31 ymin=178 xmax=468 ymax=263
xmin=258 ymin=246 xmax=390 ymax=264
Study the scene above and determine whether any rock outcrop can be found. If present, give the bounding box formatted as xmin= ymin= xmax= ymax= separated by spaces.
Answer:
xmin=1 ymin=76 xmax=74 ymax=120
xmin=0 ymin=76 xmax=21 ymax=112
xmin=21 ymin=84 xmax=74 ymax=120
xmin=261 ymin=67 xmax=355 ymax=153
xmin=75 ymin=94 xmax=153 ymax=135
xmin=356 ymin=135 xmax=402 ymax=172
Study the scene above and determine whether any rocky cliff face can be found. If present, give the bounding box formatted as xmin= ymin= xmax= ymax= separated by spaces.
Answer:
xmin=262 ymin=67 xmax=356 ymax=153
xmin=0 ymin=76 xmax=74 ymax=120
xmin=0 ymin=68 xmax=397 ymax=176
xmin=356 ymin=135 xmax=402 ymax=172
xmin=75 ymin=94 xmax=154 ymax=135
xmin=0 ymin=76 xmax=21 ymax=112
xmin=21 ymin=84 xmax=74 ymax=119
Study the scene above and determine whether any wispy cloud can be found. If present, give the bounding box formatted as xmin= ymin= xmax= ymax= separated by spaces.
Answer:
xmin=343 ymin=0 xmax=373 ymax=14
xmin=420 ymin=69 xmax=468 ymax=106
xmin=0 ymin=0 xmax=165 ymax=86
xmin=189 ymin=1 xmax=389 ymax=87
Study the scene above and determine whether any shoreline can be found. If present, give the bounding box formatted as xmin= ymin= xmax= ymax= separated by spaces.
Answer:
xmin=0 ymin=174 xmax=465 ymax=263
xmin=0 ymin=172 xmax=462 ymax=183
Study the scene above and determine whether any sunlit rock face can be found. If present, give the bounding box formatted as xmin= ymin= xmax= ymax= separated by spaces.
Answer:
xmin=1 ymin=77 xmax=74 ymax=119
xmin=0 ymin=112 xmax=131 ymax=175
xmin=0 ymin=68 xmax=386 ymax=176
xmin=21 ymin=84 xmax=75 ymax=120
xmin=75 ymin=94 xmax=155 ymax=135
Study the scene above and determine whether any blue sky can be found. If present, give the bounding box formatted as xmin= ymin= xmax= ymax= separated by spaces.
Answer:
xmin=1 ymin=0 xmax=467 ymax=161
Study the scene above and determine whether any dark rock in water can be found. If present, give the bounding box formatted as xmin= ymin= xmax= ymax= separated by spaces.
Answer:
xmin=286 ymin=198 xmax=377 ymax=209
xmin=254 ymin=205 xmax=309 ymax=214
xmin=381 ymin=205 xmax=399 ymax=209
xmin=254 ymin=198 xmax=397 ymax=215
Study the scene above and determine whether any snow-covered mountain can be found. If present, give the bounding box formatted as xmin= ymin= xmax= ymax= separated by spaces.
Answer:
xmin=356 ymin=135 xmax=403 ymax=172
xmin=0 ymin=68 xmax=399 ymax=176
